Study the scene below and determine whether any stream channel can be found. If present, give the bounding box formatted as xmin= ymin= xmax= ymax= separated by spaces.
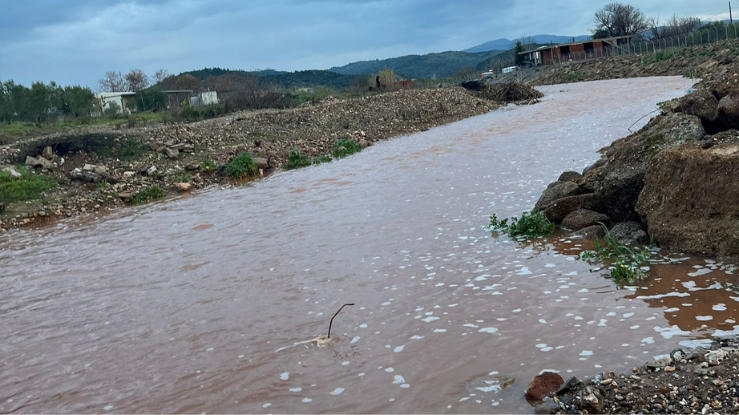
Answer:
xmin=3 ymin=77 xmax=737 ymax=413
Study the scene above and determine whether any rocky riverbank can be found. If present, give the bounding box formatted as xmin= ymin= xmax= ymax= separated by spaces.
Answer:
xmin=532 ymin=46 xmax=739 ymax=258
xmin=529 ymin=339 xmax=739 ymax=414
xmin=0 ymin=87 xmax=502 ymax=231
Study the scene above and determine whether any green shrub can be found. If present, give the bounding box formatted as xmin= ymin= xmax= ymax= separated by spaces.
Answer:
xmin=312 ymin=155 xmax=332 ymax=165
xmin=284 ymin=150 xmax=312 ymax=170
xmin=224 ymin=152 xmax=259 ymax=178
xmin=332 ymin=139 xmax=362 ymax=159
xmin=131 ymin=185 xmax=165 ymax=204
xmin=486 ymin=211 xmax=554 ymax=238
xmin=579 ymin=224 xmax=652 ymax=282
xmin=0 ymin=169 xmax=56 ymax=203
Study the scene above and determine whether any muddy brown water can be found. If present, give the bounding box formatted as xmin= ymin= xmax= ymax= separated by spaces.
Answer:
xmin=2 ymin=77 xmax=737 ymax=414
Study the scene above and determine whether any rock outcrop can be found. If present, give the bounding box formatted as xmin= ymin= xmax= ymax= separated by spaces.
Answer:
xmin=637 ymin=142 xmax=739 ymax=257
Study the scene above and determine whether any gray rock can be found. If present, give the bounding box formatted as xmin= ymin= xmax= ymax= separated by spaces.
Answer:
xmin=561 ymin=209 xmax=610 ymax=231
xmin=165 ymin=147 xmax=179 ymax=159
xmin=82 ymin=164 xmax=95 ymax=171
xmin=719 ymin=93 xmax=739 ymax=128
xmin=533 ymin=181 xmax=581 ymax=213
xmin=579 ymin=386 xmax=604 ymax=414
xmin=534 ymin=397 xmax=561 ymax=414
xmin=575 ymin=224 xmax=606 ymax=239
xmin=541 ymin=194 xmax=598 ymax=223
xmin=185 ymin=162 xmax=201 ymax=171
xmin=252 ymin=157 xmax=270 ymax=169
xmin=680 ymin=89 xmax=719 ymax=122
xmin=610 ymin=221 xmax=648 ymax=245
xmin=556 ymin=376 xmax=581 ymax=395
xmin=42 ymin=146 xmax=54 ymax=160
xmin=146 ymin=166 xmax=158 ymax=176
xmin=558 ymin=171 xmax=583 ymax=182
xmin=92 ymin=166 xmax=108 ymax=175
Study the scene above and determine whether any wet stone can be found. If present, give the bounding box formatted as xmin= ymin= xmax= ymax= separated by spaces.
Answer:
xmin=525 ymin=372 xmax=564 ymax=402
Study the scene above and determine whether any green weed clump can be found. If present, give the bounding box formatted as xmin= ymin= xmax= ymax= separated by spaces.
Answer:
xmin=224 ymin=152 xmax=259 ymax=178
xmin=486 ymin=211 xmax=555 ymax=238
xmin=284 ymin=150 xmax=312 ymax=170
xmin=0 ymin=169 xmax=57 ymax=203
xmin=332 ymin=139 xmax=362 ymax=159
xmin=642 ymin=50 xmax=675 ymax=65
xmin=312 ymin=155 xmax=332 ymax=165
xmin=580 ymin=224 xmax=652 ymax=282
xmin=131 ymin=185 xmax=165 ymax=204
xmin=201 ymin=159 xmax=217 ymax=171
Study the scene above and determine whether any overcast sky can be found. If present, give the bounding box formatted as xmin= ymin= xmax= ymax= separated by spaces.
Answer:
xmin=0 ymin=0 xmax=732 ymax=89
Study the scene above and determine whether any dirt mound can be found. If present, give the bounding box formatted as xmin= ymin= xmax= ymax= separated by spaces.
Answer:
xmin=479 ymin=83 xmax=543 ymax=103
xmin=637 ymin=142 xmax=739 ymax=257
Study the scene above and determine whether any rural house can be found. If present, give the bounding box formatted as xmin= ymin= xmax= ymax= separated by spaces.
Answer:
xmin=519 ymin=35 xmax=635 ymax=66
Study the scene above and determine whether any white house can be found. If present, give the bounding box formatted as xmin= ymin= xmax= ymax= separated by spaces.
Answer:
xmin=96 ymin=92 xmax=137 ymax=114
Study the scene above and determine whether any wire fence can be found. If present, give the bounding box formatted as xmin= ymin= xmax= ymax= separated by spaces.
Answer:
xmin=545 ymin=22 xmax=739 ymax=66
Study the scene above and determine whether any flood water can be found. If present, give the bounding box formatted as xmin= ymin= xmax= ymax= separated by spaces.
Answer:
xmin=3 ymin=77 xmax=737 ymax=414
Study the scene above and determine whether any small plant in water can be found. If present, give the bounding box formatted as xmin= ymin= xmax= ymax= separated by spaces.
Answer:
xmin=131 ymin=185 xmax=165 ymax=204
xmin=579 ymin=224 xmax=652 ymax=282
xmin=332 ymin=139 xmax=362 ymax=159
xmin=224 ymin=152 xmax=259 ymax=178
xmin=485 ymin=211 xmax=554 ymax=238
xmin=284 ymin=150 xmax=312 ymax=170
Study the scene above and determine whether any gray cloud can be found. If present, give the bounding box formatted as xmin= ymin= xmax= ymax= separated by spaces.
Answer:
xmin=0 ymin=0 xmax=730 ymax=87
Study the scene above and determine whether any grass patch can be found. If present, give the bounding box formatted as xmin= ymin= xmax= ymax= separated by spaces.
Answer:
xmin=332 ymin=139 xmax=362 ymax=159
xmin=224 ymin=152 xmax=259 ymax=178
xmin=131 ymin=185 xmax=165 ymax=204
xmin=564 ymin=71 xmax=585 ymax=83
xmin=201 ymin=159 xmax=217 ymax=171
xmin=642 ymin=50 xmax=676 ymax=65
xmin=485 ymin=211 xmax=554 ymax=238
xmin=312 ymin=154 xmax=332 ymax=165
xmin=579 ymin=224 xmax=652 ymax=282
xmin=284 ymin=150 xmax=312 ymax=170
xmin=99 ymin=138 xmax=149 ymax=161
xmin=0 ymin=168 xmax=57 ymax=204
xmin=175 ymin=172 xmax=191 ymax=183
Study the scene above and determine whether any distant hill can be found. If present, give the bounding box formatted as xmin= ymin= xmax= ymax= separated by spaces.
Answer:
xmin=181 ymin=67 xmax=355 ymax=90
xmin=464 ymin=34 xmax=592 ymax=53
xmin=328 ymin=50 xmax=504 ymax=79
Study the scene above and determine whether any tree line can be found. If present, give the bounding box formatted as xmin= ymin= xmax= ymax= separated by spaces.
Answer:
xmin=0 ymin=80 xmax=96 ymax=125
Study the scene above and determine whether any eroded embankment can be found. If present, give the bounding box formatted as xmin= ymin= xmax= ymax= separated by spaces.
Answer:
xmin=0 ymin=87 xmax=503 ymax=230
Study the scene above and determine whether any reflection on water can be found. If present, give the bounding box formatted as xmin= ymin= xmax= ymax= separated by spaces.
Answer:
xmin=0 ymin=77 xmax=723 ymax=414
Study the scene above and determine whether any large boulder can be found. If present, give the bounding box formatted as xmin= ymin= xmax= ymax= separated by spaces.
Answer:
xmin=718 ymin=93 xmax=739 ymax=128
xmin=540 ymin=194 xmax=597 ymax=223
xmin=579 ymin=112 xmax=705 ymax=222
xmin=637 ymin=142 xmax=739 ymax=257
xmin=610 ymin=221 xmax=649 ymax=245
xmin=561 ymin=209 xmax=610 ymax=231
xmin=533 ymin=181 xmax=581 ymax=213
xmin=679 ymin=89 xmax=719 ymax=122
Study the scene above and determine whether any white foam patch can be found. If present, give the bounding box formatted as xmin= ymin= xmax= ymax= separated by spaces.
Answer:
xmin=434 ymin=329 xmax=447 ymax=333
xmin=696 ymin=316 xmax=713 ymax=321
xmin=688 ymin=268 xmax=711 ymax=277
xmin=713 ymin=304 xmax=727 ymax=311
xmin=394 ymin=345 xmax=405 ymax=353
xmin=280 ymin=372 xmax=289 ymax=381
xmin=330 ymin=388 xmax=345 ymax=396
xmin=302 ymin=398 xmax=313 ymax=403
xmin=393 ymin=375 xmax=406 ymax=384
xmin=410 ymin=335 xmax=424 ymax=340
xmin=422 ymin=317 xmax=440 ymax=323
xmin=654 ymin=325 xmax=690 ymax=339
xmin=290 ymin=388 xmax=302 ymax=392
xmin=479 ymin=327 xmax=498 ymax=334
xmin=664 ymin=307 xmax=680 ymax=313
xmin=579 ymin=350 xmax=593 ymax=356
xmin=714 ymin=325 xmax=739 ymax=337
xmin=351 ymin=336 xmax=361 ymax=344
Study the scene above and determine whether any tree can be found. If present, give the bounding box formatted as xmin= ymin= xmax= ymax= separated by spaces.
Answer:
xmin=378 ymin=69 xmax=395 ymax=88
xmin=649 ymin=15 xmax=701 ymax=40
xmin=593 ymin=3 xmax=648 ymax=38
xmin=98 ymin=71 xmax=126 ymax=92
xmin=512 ymin=40 xmax=526 ymax=65
xmin=60 ymin=86 xmax=95 ymax=119
xmin=151 ymin=69 xmax=170 ymax=85
xmin=455 ymin=66 xmax=477 ymax=79
xmin=124 ymin=69 xmax=149 ymax=92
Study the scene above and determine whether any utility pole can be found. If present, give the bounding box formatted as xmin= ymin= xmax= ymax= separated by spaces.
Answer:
xmin=731 ymin=2 xmax=734 ymax=25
